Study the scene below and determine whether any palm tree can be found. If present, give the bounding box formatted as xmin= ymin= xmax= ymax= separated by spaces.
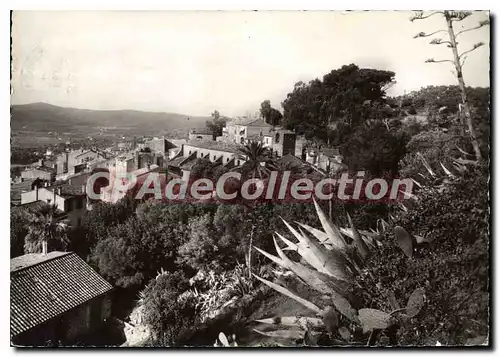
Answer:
xmin=235 ymin=141 xmax=276 ymax=180
xmin=24 ymin=204 xmax=69 ymax=254
xmin=234 ymin=141 xmax=276 ymax=278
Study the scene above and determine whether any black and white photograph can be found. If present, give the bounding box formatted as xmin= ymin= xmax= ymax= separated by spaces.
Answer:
xmin=8 ymin=8 xmax=491 ymax=348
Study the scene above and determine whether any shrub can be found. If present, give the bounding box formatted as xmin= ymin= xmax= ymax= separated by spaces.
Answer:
xmin=142 ymin=271 xmax=198 ymax=346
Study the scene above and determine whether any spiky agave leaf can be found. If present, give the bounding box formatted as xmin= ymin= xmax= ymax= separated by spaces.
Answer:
xmin=253 ymin=245 xmax=290 ymax=271
xmin=455 ymin=144 xmax=474 ymax=157
xmin=417 ymin=152 xmax=435 ymax=177
xmin=252 ymin=274 xmax=322 ymax=314
xmin=378 ymin=218 xmax=389 ymax=233
xmin=275 ymin=232 xmax=300 ymax=250
xmin=347 ymin=213 xmax=370 ymax=260
xmin=273 ymin=237 xmax=353 ymax=296
xmin=340 ymin=227 xmax=379 ymax=239
xmin=295 ymin=222 xmax=330 ymax=244
xmin=255 ymin=316 xmax=324 ymax=329
xmin=276 ymin=227 xmax=331 ymax=277
xmin=440 ymin=162 xmax=455 ymax=177
xmin=312 ymin=198 xmax=347 ymax=251
xmin=278 ymin=226 xmax=352 ymax=282
xmin=300 ymin=225 xmax=353 ymax=280
xmin=276 ymin=238 xmax=359 ymax=322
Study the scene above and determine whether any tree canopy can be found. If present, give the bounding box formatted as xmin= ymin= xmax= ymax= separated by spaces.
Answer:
xmin=260 ymin=100 xmax=283 ymax=127
xmin=281 ymin=64 xmax=395 ymax=143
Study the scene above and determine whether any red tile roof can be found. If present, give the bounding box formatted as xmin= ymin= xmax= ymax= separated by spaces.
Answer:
xmin=10 ymin=252 xmax=113 ymax=338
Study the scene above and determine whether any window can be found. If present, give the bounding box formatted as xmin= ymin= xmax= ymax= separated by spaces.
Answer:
xmin=226 ymin=157 xmax=229 ymax=162
xmin=275 ymin=133 xmax=280 ymax=143
xmin=240 ymin=137 xmax=244 ymax=144
xmin=213 ymin=155 xmax=216 ymax=161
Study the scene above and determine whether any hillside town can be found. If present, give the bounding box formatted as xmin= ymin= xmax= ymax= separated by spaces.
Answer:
xmin=11 ymin=116 xmax=346 ymax=210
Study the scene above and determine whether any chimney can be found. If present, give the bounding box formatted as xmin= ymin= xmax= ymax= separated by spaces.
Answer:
xmin=57 ymin=186 xmax=62 ymax=196
xmin=42 ymin=241 xmax=48 ymax=255
xmin=82 ymin=184 xmax=86 ymax=195
xmin=35 ymin=185 xmax=39 ymax=201
xmin=135 ymin=151 xmax=140 ymax=170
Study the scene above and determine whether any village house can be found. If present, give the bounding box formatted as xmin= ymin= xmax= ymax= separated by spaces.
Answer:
xmin=220 ymin=117 xmax=302 ymax=157
xmin=21 ymin=166 xmax=56 ymax=182
xmin=56 ymin=148 xmax=108 ymax=177
xmin=306 ymin=147 xmax=346 ymax=174
xmin=11 ymin=251 xmax=114 ymax=346
xmin=20 ymin=184 xmax=88 ymax=227
xmin=145 ymin=136 xmax=178 ymax=156
xmin=100 ymin=164 xmax=161 ymax=204
xmin=222 ymin=117 xmax=272 ymax=145
xmin=188 ymin=128 xmax=214 ymax=141
xmin=167 ymin=140 xmax=244 ymax=177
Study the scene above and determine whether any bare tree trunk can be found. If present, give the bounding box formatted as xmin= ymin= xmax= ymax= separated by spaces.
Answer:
xmin=247 ymin=225 xmax=255 ymax=279
xmin=445 ymin=12 xmax=483 ymax=161
xmin=329 ymin=197 xmax=333 ymax=221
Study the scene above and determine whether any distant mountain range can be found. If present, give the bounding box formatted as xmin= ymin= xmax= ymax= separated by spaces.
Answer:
xmin=10 ymin=102 xmax=209 ymax=135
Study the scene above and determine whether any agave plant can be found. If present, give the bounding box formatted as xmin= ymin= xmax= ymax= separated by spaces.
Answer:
xmin=252 ymin=198 xmax=425 ymax=346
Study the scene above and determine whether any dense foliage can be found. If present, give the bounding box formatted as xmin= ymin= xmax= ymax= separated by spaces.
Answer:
xmin=282 ymin=64 xmax=395 ymax=143
xmin=142 ymin=271 xmax=198 ymax=346
xmin=355 ymin=165 xmax=489 ymax=345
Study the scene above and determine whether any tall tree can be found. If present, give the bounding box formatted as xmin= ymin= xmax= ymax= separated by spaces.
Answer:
xmin=24 ymin=204 xmax=69 ymax=254
xmin=260 ymin=100 xmax=283 ymax=127
xmin=411 ymin=11 xmax=489 ymax=161
xmin=281 ymin=64 xmax=395 ymax=144
xmin=205 ymin=109 xmax=228 ymax=139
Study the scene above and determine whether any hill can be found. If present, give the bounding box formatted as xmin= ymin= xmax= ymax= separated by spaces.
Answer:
xmin=10 ymin=102 xmax=210 ymax=147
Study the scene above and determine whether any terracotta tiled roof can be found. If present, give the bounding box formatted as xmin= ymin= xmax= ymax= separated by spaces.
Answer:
xmin=227 ymin=117 xmax=272 ymax=127
xmin=10 ymin=252 xmax=113 ymax=338
xmin=190 ymin=128 xmax=213 ymax=135
xmin=322 ymin=148 xmax=341 ymax=157
xmin=185 ymin=140 xmax=241 ymax=154
xmin=49 ymin=184 xmax=86 ymax=197
xmin=167 ymin=156 xmax=186 ymax=167
xmin=276 ymin=154 xmax=305 ymax=167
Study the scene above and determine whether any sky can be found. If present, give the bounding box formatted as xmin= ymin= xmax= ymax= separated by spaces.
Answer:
xmin=11 ymin=10 xmax=490 ymax=117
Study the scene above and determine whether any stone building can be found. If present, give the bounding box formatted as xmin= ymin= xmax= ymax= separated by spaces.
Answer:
xmin=188 ymin=129 xmax=214 ymax=141
xmin=10 ymin=251 xmax=113 ymax=346
xmin=20 ymin=184 xmax=88 ymax=227
xmin=56 ymin=149 xmax=107 ymax=176
xmin=167 ymin=140 xmax=244 ymax=177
